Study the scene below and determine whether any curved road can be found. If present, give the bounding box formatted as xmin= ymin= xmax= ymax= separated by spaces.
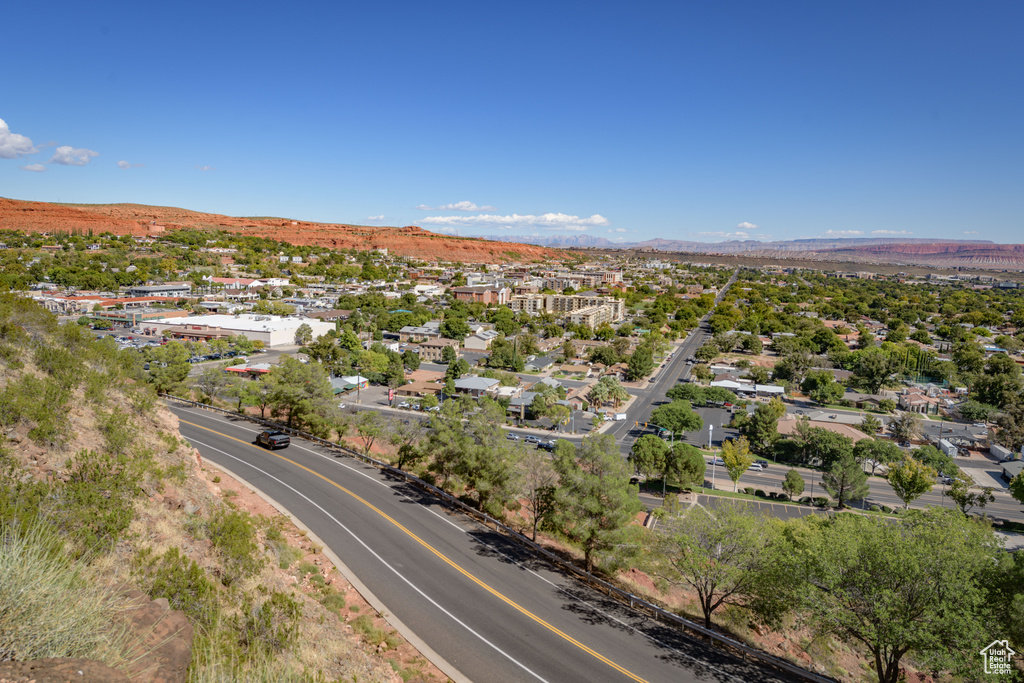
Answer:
xmin=172 ymin=403 xmax=800 ymax=683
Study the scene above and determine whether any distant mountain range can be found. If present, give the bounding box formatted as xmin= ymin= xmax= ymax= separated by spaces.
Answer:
xmin=482 ymin=234 xmax=995 ymax=252
xmin=479 ymin=234 xmax=1024 ymax=269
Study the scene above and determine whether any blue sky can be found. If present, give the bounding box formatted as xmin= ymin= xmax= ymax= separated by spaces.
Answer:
xmin=2 ymin=1 xmax=1022 ymax=244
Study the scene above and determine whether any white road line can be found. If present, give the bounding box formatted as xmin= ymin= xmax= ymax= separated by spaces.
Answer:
xmin=180 ymin=407 xmax=747 ymax=681
xmin=185 ymin=434 xmax=551 ymax=683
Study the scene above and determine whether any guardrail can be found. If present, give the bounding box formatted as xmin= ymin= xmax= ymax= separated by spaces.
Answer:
xmin=165 ymin=394 xmax=835 ymax=683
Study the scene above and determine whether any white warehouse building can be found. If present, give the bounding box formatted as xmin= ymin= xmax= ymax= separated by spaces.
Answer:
xmin=147 ymin=314 xmax=335 ymax=347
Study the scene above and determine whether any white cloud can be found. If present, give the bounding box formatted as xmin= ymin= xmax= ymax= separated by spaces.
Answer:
xmin=195 ymin=165 xmax=215 ymax=171
xmin=871 ymin=230 xmax=912 ymax=235
xmin=50 ymin=145 xmax=99 ymax=166
xmin=822 ymin=230 xmax=864 ymax=237
xmin=117 ymin=160 xmax=143 ymax=169
xmin=417 ymin=201 xmax=496 ymax=212
xmin=736 ymin=221 xmax=760 ymax=230
xmin=366 ymin=215 xmax=385 ymax=221
xmin=613 ymin=228 xmax=628 ymax=233
xmin=0 ymin=119 xmax=38 ymax=159
xmin=419 ymin=212 xmax=608 ymax=232
xmin=964 ymin=230 xmax=979 ymax=235
xmin=20 ymin=163 xmax=45 ymax=173
xmin=698 ymin=231 xmax=751 ymax=240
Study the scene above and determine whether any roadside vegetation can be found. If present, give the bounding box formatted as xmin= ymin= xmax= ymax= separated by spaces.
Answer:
xmin=0 ymin=296 xmax=402 ymax=682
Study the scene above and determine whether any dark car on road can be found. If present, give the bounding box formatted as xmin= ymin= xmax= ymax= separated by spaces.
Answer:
xmin=256 ymin=431 xmax=290 ymax=449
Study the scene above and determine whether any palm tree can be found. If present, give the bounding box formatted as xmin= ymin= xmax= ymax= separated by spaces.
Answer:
xmin=588 ymin=381 xmax=609 ymax=411
xmin=601 ymin=376 xmax=630 ymax=410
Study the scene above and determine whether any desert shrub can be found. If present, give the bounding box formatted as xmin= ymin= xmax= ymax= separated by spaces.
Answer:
xmin=233 ymin=591 xmax=301 ymax=657
xmin=881 ymin=505 xmax=893 ymax=514
xmin=83 ymin=370 xmax=110 ymax=405
xmin=33 ymin=343 xmax=84 ymax=390
xmin=100 ymin=409 xmax=135 ymax=456
xmin=0 ymin=452 xmax=50 ymax=530
xmin=754 ymin=489 xmax=766 ymax=498
xmin=812 ymin=497 xmax=829 ymax=507
xmin=135 ymin=546 xmax=220 ymax=630
xmin=57 ymin=449 xmax=145 ymax=551
xmin=0 ymin=521 xmax=132 ymax=664
xmin=798 ymin=496 xmax=811 ymax=505
xmin=743 ymin=487 xmax=755 ymax=495
xmin=869 ymin=504 xmax=881 ymax=512
xmin=350 ymin=614 xmax=401 ymax=650
xmin=207 ymin=510 xmax=263 ymax=584
xmin=776 ymin=493 xmax=789 ymax=501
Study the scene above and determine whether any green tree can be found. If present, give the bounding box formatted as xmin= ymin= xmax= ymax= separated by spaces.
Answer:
xmin=765 ymin=510 xmax=1001 ymax=683
xmin=552 ymin=434 xmax=642 ymax=573
xmin=821 ymin=451 xmax=869 ymax=508
xmin=887 ymin=457 xmax=935 ymax=509
xmin=945 ymin=471 xmax=995 ymax=516
xmin=878 ymin=398 xmax=896 ymax=413
xmin=266 ymin=358 xmax=334 ymax=430
xmin=440 ymin=344 xmax=458 ymax=365
xmin=666 ymin=443 xmax=706 ymax=490
xmin=859 ymin=413 xmax=882 ymax=435
xmin=853 ymin=437 xmax=901 ymax=475
xmin=626 ymin=347 xmax=654 ymax=381
xmin=193 ymin=364 xmax=237 ymax=404
xmin=853 ymin=347 xmax=898 ymax=393
xmin=910 ymin=444 xmax=957 ymax=477
xmin=887 ymin=411 xmax=921 ymax=443
xmin=740 ymin=397 xmax=786 ymax=454
xmin=353 ymin=410 xmax=384 ymax=455
xmin=720 ymin=437 xmax=754 ymax=492
xmin=666 ymin=383 xmax=704 ymax=405
xmin=649 ymin=501 xmax=778 ymax=629
xmin=294 ymin=323 xmax=313 ymax=346
xmin=514 ymin=448 xmax=557 ymax=541
xmin=649 ymin=400 xmax=703 ymax=438
xmin=782 ymin=468 xmax=804 ymax=499
xmin=800 ymin=370 xmax=844 ymax=405
xmin=629 ymin=435 xmax=669 ymax=493
xmin=147 ymin=341 xmax=191 ymax=395
xmin=1010 ymin=473 xmax=1024 ymax=509
xmin=694 ymin=342 xmax=719 ymax=363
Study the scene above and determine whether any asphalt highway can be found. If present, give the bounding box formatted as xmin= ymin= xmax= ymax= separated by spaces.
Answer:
xmin=172 ymin=403 xmax=802 ymax=683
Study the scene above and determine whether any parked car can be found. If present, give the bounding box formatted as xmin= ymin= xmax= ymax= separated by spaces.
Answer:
xmin=337 ymin=403 xmax=346 ymax=409
xmin=256 ymin=431 xmax=290 ymax=450
xmin=398 ymin=402 xmax=411 ymax=409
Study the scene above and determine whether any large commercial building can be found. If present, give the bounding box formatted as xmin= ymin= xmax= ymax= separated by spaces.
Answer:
xmin=146 ymin=314 xmax=334 ymax=347
xmin=508 ymin=294 xmax=624 ymax=323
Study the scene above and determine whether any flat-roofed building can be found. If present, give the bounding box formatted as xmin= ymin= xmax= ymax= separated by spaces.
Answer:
xmin=146 ymin=314 xmax=334 ymax=347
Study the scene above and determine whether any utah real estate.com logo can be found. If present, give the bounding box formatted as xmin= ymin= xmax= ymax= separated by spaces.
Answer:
xmin=980 ymin=639 xmax=1015 ymax=676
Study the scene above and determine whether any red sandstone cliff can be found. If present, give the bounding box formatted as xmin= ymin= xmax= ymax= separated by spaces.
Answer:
xmin=0 ymin=198 xmax=565 ymax=263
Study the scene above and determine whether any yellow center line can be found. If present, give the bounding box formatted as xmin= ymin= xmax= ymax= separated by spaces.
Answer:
xmin=181 ymin=418 xmax=650 ymax=683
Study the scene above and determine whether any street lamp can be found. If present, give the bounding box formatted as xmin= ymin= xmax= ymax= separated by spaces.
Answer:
xmin=709 ymin=423 xmax=715 ymax=490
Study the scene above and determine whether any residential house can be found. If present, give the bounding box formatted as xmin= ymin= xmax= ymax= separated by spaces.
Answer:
xmin=453 ymin=376 xmax=500 ymax=397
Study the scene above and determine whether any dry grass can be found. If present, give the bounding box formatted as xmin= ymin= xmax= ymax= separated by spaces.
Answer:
xmin=0 ymin=522 xmax=134 ymax=668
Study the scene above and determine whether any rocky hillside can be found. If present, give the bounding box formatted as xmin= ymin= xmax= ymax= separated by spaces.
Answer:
xmin=0 ymin=296 xmax=424 ymax=682
xmin=0 ymin=197 xmax=564 ymax=263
